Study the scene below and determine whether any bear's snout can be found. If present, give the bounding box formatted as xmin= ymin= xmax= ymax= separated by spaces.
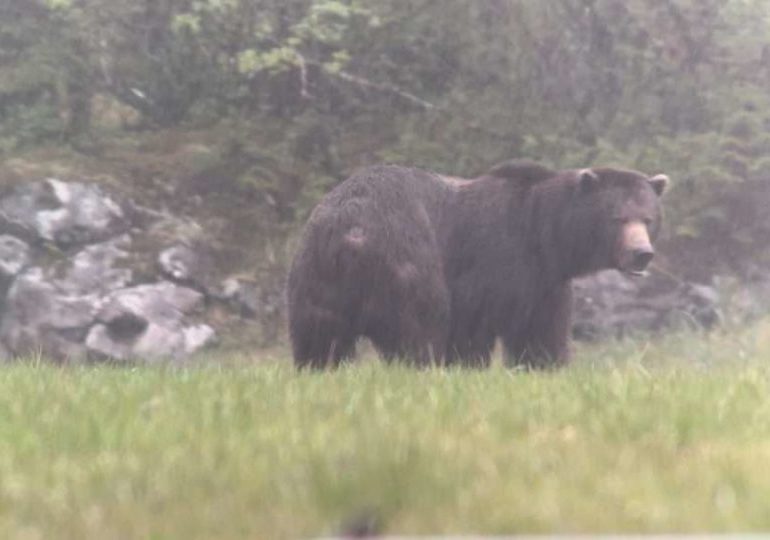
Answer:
xmin=630 ymin=248 xmax=654 ymax=271
xmin=618 ymin=221 xmax=654 ymax=275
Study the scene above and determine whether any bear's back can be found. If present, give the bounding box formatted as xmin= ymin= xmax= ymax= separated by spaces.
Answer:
xmin=308 ymin=165 xmax=454 ymax=229
xmin=326 ymin=164 xmax=450 ymax=204
xmin=485 ymin=160 xmax=558 ymax=184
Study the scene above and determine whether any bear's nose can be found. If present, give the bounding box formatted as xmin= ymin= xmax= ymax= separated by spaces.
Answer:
xmin=632 ymin=248 xmax=654 ymax=270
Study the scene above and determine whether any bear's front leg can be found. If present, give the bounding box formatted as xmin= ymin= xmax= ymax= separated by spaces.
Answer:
xmin=503 ymin=283 xmax=572 ymax=369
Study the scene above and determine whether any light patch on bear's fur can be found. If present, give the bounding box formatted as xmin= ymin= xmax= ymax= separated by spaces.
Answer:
xmin=578 ymin=168 xmax=600 ymax=189
xmin=343 ymin=226 xmax=366 ymax=248
xmin=439 ymin=175 xmax=475 ymax=188
xmin=396 ymin=262 xmax=419 ymax=285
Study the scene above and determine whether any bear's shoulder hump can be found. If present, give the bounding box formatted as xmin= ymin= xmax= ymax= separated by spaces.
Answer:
xmin=486 ymin=160 xmax=557 ymax=184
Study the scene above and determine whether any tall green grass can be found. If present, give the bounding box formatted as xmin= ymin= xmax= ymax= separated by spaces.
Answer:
xmin=1 ymin=323 xmax=770 ymax=538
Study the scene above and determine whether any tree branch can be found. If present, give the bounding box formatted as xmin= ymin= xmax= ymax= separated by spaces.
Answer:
xmin=299 ymin=53 xmax=436 ymax=111
xmin=295 ymin=52 xmax=312 ymax=100
xmin=328 ymin=68 xmax=437 ymax=110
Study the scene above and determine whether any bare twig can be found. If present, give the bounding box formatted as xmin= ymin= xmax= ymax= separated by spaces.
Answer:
xmin=328 ymin=68 xmax=437 ymax=110
xmin=301 ymin=56 xmax=435 ymax=110
xmin=295 ymin=53 xmax=312 ymax=100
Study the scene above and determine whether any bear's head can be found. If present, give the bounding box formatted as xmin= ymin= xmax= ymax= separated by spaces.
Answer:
xmin=570 ymin=167 xmax=668 ymax=277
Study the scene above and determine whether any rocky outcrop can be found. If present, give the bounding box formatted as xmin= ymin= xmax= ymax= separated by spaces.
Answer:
xmin=86 ymin=282 xmax=214 ymax=361
xmin=0 ymin=178 xmax=128 ymax=246
xmin=0 ymin=178 xmax=220 ymax=362
xmin=0 ymin=235 xmax=30 ymax=288
xmin=572 ymin=270 xmax=721 ymax=342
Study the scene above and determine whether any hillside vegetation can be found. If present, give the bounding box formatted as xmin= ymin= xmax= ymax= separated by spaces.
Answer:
xmin=4 ymin=1 xmax=770 ymax=286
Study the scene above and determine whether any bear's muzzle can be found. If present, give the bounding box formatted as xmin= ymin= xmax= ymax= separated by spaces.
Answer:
xmin=618 ymin=221 xmax=654 ymax=276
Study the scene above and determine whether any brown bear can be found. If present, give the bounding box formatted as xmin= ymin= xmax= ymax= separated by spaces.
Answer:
xmin=287 ymin=160 xmax=668 ymax=369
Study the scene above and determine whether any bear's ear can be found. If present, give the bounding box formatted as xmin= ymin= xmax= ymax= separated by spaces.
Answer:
xmin=649 ymin=174 xmax=669 ymax=197
xmin=578 ymin=168 xmax=600 ymax=192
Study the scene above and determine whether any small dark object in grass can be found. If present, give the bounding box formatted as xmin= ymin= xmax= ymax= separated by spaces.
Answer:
xmin=339 ymin=508 xmax=383 ymax=538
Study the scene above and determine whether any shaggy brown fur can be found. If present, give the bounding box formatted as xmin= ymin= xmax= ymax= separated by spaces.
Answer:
xmin=287 ymin=160 xmax=668 ymax=368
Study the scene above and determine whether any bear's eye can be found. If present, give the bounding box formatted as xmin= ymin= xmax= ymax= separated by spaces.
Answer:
xmin=612 ymin=217 xmax=628 ymax=224
xmin=642 ymin=218 xmax=653 ymax=226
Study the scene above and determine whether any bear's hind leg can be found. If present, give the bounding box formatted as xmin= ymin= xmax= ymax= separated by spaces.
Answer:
xmin=367 ymin=278 xmax=449 ymax=367
xmin=290 ymin=308 xmax=357 ymax=369
xmin=292 ymin=331 xmax=356 ymax=369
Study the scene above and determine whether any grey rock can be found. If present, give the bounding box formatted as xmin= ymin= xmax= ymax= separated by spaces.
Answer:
xmin=97 ymin=282 xmax=203 ymax=323
xmin=86 ymin=321 xmax=184 ymax=362
xmin=0 ymin=236 xmax=136 ymax=360
xmin=0 ymin=178 xmax=128 ymax=247
xmin=158 ymin=243 xmax=216 ymax=293
xmin=572 ymin=270 xmax=721 ymax=341
xmin=219 ymin=277 xmax=261 ymax=317
xmin=0 ymin=178 xmax=232 ymax=362
xmin=86 ymin=282 xmax=213 ymax=361
xmin=0 ymin=268 xmax=96 ymax=360
xmin=5 ymin=268 xmax=98 ymax=329
xmin=0 ymin=181 xmax=58 ymax=241
xmin=58 ymin=235 xmax=133 ymax=295
xmin=183 ymin=324 xmax=217 ymax=354
xmin=0 ymin=241 xmax=215 ymax=362
xmin=217 ymin=276 xmax=284 ymax=344
xmin=0 ymin=235 xmax=30 ymax=279
xmin=159 ymin=244 xmax=196 ymax=281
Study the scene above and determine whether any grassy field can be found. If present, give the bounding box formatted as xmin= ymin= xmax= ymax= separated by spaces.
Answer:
xmin=2 ymin=325 xmax=770 ymax=538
